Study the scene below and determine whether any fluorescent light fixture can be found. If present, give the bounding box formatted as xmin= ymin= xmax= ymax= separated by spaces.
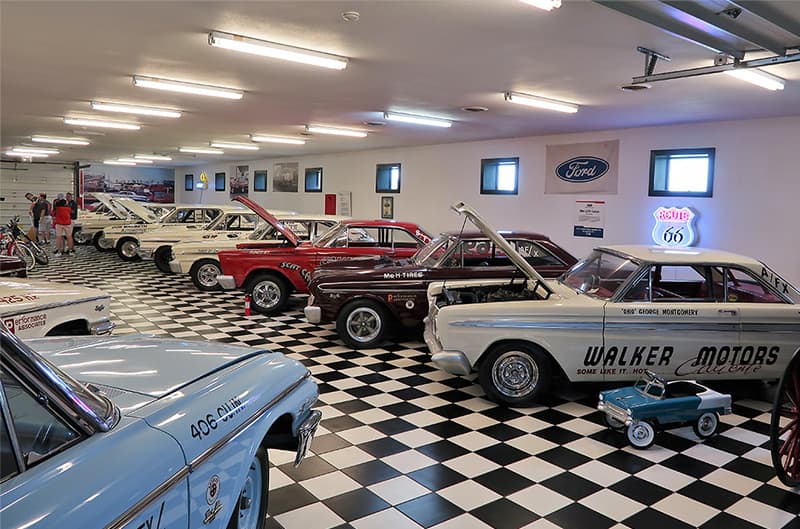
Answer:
xmin=724 ymin=68 xmax=785 ymax=91
xmin=133 ymin=75 xmax=243 ymax=100
xmin=104 ymin=160 xmax=136 ymax=166
xmin=504 ymin=91 xmax=579 ymax=113
xmin=179 ymin=147 xmax=224 ymax=154
xmin=210 ymin=141 xmax=259 ymax=151
xmin=520 ymin=0 xmax=562 ymax=11
xmin=384 ymin=111 xmax=452 ymax=128
xmin=135 ymin=154 xmax=172 ymax=161
xmin=91 ymin=101 xmax=182 ymax=118
xmin=118 ymin=157 xmax=151 ymax=164
xmin=32 ymin=135 xmax=90 ymax=146
xmin=305 ymin=125 xmax=367 ymax=138
xmin=5 ymin=151 xmax=48 ymax=158
xmin=64 ymin=117 xmax=141 ymax=130
xmin=12 ymin=146 xmax=59 ymax=155
xmin=250 ymin=135 xmax=306 ymax=145
xmin=209 ymin=31 xmax=348 ymax=70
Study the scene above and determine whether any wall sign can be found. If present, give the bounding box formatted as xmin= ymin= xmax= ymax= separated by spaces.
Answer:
xmin=545 ymin=140 xmax=619 ymax=194
xmin=573 ymin=200 xmax=605 ymax=238
xmin=651 ymin=206 xmax=696 ymax=247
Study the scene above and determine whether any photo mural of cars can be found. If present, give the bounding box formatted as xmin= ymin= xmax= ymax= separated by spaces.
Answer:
xmin=305 ymin=228 xmax=577 ymax=348
xmin=598 ymin=370 xmax=732 ymax=449
xmin=217 ymin=219 xmax=432 ymax=315
xmin=424 ymin=202 xmax=800 ymax=406
xmin=0 ymin=328 xmax=321 ymax=529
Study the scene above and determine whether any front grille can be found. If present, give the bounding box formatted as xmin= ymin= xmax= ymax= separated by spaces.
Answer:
xmin=604 ymin=403 xmax=628 ymax=423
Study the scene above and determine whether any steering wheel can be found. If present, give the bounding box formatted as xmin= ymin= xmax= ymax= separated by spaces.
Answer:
xmin=580 ymin=274 xmax=599 ymax=293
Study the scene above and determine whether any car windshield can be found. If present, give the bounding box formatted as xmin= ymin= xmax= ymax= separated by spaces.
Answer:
xmin=559 ymin=250 xmax=640 ymax=299
xmin=413 ymin=235 xmax=457 ymax=267
xmin=313 ymin=222 xmax=346 ymax=247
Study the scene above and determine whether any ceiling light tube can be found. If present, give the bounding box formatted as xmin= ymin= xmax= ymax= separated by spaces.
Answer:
xmin=104 ymin=160 xmax=136 ymax=166
xmin=305 ymin=125 xmax=367 ymax=138
xmin=134 ymin=154 xmax=172 ymax=161
xmin=209 ymin=141 xmax=260 ymax=151
xmin=504 ymin=91 xmax=579 ymax=113
xmin=250 ymin=135 xmax=306 ymax=145
xmin=209 ymin=31 xmax=348 ymax=70
xmin=12 ymin=147 xmax=60 ymax=155
xmin=179 ymin=147 xmax=224 ymax=154
xmin=118 ymin=157 xmax=151 ymax=164
xmin=724 ymin=68 xmax=785 ymax=90
xmin=133 ymin=75 xmax=243 ymax=100
xmin=64 ymin=117 xmax=141 ymax=130
xmin=520 ymin=0 xmax=562 ymax=11
xmin=91 ymin=101 xmax=182 ymax=118
xmin=384 ymin=111 xmax=452 ymax=128
xmin=32 ymin=135 xmax=90 ymax=145
xmin=5 ymin=151 xmax=49 ymax=158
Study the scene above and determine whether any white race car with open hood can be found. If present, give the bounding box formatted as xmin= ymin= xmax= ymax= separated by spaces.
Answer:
xmin=72 ymin=193 xmax=172 ymax=248
xmin=424 ymin=202 xmax=800 ymax=406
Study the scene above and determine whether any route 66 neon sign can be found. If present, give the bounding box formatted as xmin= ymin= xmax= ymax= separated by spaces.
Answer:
xmin=651 ymin=207 xmax=696 ymax=247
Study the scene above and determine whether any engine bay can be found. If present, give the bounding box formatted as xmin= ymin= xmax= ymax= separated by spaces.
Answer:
xmin=434 ymin=280 xmax=542 ymax=307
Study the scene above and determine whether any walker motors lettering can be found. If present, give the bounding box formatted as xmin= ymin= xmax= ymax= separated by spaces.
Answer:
xmin=584 ymin=345 xmax=673 ymax=367
xmin=675 ymin=345 xmax=778 ymax=376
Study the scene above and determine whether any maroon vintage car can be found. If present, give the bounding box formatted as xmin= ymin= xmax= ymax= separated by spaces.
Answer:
xmin=0 ymin=255 xmax=27 ymax=278
xmin=304 ymin=230 xmax=577 ymax=348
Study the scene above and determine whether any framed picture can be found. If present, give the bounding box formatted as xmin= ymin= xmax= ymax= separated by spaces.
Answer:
xmin=215 ymin=172 xmax=226 ymax=192
xmin=232 ymin=165 xmax=249 ymax=198
xmin=273 ymin=162 xmax=299 ymax=192
xmin=254 ymin=170 xmax=267 ymax=192
xmin=184 ymin=174 xmax=194 ymax=191
xmin=381 ymin=196 xmax=394 ymax=219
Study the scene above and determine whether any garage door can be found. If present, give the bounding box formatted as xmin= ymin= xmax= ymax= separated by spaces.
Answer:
xmin=0 ymin=162 xmax=74 ymax=228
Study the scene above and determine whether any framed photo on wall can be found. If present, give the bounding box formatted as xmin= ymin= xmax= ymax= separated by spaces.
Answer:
xmin=254 ymin=170 xmax=267 ymax=192
xmin=381 ymin=196 xmax=394 ymax=219
xmin=185 ymin=174 xmax=194 ymax=191
xmin=273 ymin=162 xmax=299 ymax=192
xmin=215 ymin=172 xmax=226 ymax=192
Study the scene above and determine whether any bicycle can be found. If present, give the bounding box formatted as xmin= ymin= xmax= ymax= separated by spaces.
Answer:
xmin=6 ymin=216 xmax=49 ymax=266
xmin=0 ymin=226 xmax=36 ymax=272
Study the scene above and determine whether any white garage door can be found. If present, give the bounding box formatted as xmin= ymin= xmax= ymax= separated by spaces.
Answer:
xmin=0 ymin=162 xmax=74 ymax=228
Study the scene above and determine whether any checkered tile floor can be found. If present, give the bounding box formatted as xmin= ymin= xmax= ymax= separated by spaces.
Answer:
xmin=31 ymin=246 xmax=800 ymax=529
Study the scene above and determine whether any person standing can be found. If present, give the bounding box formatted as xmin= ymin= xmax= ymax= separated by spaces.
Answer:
xmin=32 ymin=193 xmax=51 ymax=244
xmin=52 ymin=193 xmax=74 ymax=256
xmin=66 ymin=192 xmax=78 ymax=220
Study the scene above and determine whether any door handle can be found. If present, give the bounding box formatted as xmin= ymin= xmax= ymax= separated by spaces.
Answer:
xmin=718 ymin=309 xmax=738 ymax=316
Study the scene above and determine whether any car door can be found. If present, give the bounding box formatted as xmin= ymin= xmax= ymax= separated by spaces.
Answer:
xmin=603 ymin=264 xmax=739 ymax=382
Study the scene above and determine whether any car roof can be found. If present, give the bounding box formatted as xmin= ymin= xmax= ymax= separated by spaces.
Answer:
xmin=341 ymin=219 xmax=423 ymax=230
xmin=598 ymin=245 xmax=763 ymax=267
xmin=442 ymin=230 xmax=550 ymax=241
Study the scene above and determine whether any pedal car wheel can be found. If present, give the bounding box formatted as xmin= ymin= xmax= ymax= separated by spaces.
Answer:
xmin=603 ymin=414 xmax=626 ymax=431
xmin=770 ymin=351 xmax=800 ymax=487
xmin=479 ymin=342 xmax=551 ymax=406
xmin=626 ymin=420 xmax=656 ymax=449
xmin=227 ymin=446 xmax=269 ymax=529
xmin=693 ymin=411 xmax=719 ymax=439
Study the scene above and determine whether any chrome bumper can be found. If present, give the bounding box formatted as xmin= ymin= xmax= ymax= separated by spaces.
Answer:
xmin=304 ymin=305 xmax=321 ymax=324
xmin=423 ymin=319 xmax=471 ymax=376
xmin=90 ymin=319 xmax=115 ymax=335
xmin=217 ymin=275 xmax=236 ymax=290
xmin=598 ymin=401 xmax=631 ymax=426
xmin=294 ymin=409 xmax=322 ymax=467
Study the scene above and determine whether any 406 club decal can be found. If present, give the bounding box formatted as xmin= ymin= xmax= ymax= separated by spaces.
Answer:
xmin=651 ymin=206 xmax=696 ymax=247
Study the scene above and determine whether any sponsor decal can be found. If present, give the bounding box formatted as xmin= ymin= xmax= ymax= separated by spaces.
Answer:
xmin=134 ymin=501 xmax=165 ymax=529
xmin=620 ymin=307 xmax=698 ymax=316
xmin=0 ymin=294 xmax=39 ymax=305
xmin=405 ymin=300 xmax=415 ymax=310
xmin=415 ymin=230 xmax=432 ymax=244
xmin=383 ymin=271 xmax=423 ymax=280
xmin=318 ymin=256 xmax=350 ymax=265
xmin=386 ymin=293 xmax=417 ymax=310
xmin=206 ymin=475 xmax=220 ymax=505
xmin=94 ymin=304 xmax=105 ymax=312
xmin=2 ymin=313 xmax=47 ymax=333
xmin=651 ymin=206 xmax=696 ymax=247
xmin=555 ymin=156 xmax=610 ymax=183
xmin=761 ymin=266 xmax=791 ymax=295
xmin=203 ymin=501 xmax=222 ymax=525
xmin=3 ymin=318 xmax=14 ymax=333
xmin=583 ymin=345 xmax=674 ymax=370
xmin=191 ymin=396 xmax=245 ymax=440
xmin=675 ymin=345 xmax=778 ymax=376
xmin=280 ymin=262 xmax=312 ymax=283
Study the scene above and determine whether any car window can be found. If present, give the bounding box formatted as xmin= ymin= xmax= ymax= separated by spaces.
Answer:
xmin=0 ymin=368 xmax=80 ymax=467
xmin=561 ymin=250 xmax=639 ymax=299
xmin=0 ymin=412 xmax=19 ymax=481
xmin=726 ymin=268 xmax=786 ymax=304
xmin=509 ymin=240 xmax=563 ymax=267
xmin=654 ymin=265 xmax=714 ymax=301
xmin=175 ymin=209 xmax=195 ymax=223
xmin=204 ymin=209 xmax=222 ymax=222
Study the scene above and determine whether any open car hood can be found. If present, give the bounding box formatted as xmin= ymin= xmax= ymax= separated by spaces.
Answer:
xmin=233 ymin=196 xmax=299 ymax=247
xmin=91 ymin=193 xmax=130 ymax=219
xmin=114 ymin=198 xmax=160 ymax=223
xmin=450 ymin=201 xmax=552 ymax=297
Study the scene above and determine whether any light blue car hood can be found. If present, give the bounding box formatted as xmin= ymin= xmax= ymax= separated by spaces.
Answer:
xmin=29 ymin=335 xmax=276 ymax=410
xmin=601 ymin=387 xmax=652 ymax=409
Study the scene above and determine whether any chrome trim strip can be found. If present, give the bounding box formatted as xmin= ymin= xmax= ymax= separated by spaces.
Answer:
xmin=741 ymin=323 xmax=800 ymax=333
xmin=450 ymin=320 xmax=603 ymax=330
xmin=605 ymin=322 xmax=740 ymax=332
xmin=0 ymin=296 xmax=111 ymax=318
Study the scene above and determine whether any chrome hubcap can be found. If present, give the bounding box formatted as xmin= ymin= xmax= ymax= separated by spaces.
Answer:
xmin=197 ymin=263 xmax=221 ymax=287
xmin=98 ymin=237 xmax=111 ymax=249
xmin=698 ymin=414 xmax=716 ymax=435
xmin=121 ymin=241 xmax=138 ymax=257
xmin=492 ymin=351 xmax=537 ymax=398
xmin=629 ymin=422 xmax=653 ymax=445
xmin=253 ymin=280 xmax=281 ymax=309
xmin=345 ymin=307 xmax=382 ymax=343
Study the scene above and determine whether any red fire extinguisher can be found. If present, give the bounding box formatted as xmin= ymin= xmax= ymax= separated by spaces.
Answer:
xmin=244 ymin=294 xmax=252 ymax=316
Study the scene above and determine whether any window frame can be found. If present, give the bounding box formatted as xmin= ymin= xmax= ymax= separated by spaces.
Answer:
xmin=215 ymin=172 xmax=226 ymax=192
xmin=480 ymin=157 xmax=519 ymax=195
xmin=254 ymin=170 xmax=268 ymax=192
xmin=648 ymin=148 xmax=715 ymax=198
xmin=376 ymin=163 xmax=401 ymax=194
xmin=184 ymin=174 xmax=194 ymax=191
xmin=304 ymin=167 xmax=323 ymax=193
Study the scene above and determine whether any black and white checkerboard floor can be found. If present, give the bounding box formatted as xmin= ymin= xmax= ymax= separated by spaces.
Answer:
xmin=31 ymin=246 xmax=800 ymax=529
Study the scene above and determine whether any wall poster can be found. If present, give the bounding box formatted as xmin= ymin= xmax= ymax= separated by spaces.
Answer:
xmin=232 ymin=165 xmax=249 ymax=198
xmin=273 ymin=162 xmax=299 ymax=192
xmin=381 ymin=196 xmax=394 ymax=219
xmin=545 ymin=140 xmax=619 ymax=195
xmin=573 ymin=200 xmax=605 ymax=238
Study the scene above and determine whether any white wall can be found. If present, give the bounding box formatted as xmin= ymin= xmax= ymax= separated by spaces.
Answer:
xmin=0 ymin=162 xmax=74 ymax=224
xmin=177 ymin=115 xmax=800 ymax=284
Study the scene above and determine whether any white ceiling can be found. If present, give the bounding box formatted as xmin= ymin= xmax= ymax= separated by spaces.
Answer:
xmin=2 ymin=0 xmax=799 ymax=167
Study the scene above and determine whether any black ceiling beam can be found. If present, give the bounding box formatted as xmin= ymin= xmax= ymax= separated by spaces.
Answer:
xmin=729 ymin=0 xmax=800 ymax=40
xmin=662 ymin=1 xmax=787 ymax=56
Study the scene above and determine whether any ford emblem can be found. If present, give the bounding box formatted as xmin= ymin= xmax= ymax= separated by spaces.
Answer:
xmin=555 ymin=157 xmax=609 ymax=183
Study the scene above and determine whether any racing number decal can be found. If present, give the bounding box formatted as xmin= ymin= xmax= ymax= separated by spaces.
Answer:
xmin=191 ymin=396 xmax=245 ymax=440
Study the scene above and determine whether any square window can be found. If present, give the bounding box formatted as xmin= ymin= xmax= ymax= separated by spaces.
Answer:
xmin=254 ymin=170 xmax=267 ymax=192
xmin=184 ymin=174 xmax=194 ymax=191
xmin=649 ymin=148 xmax=715 ymax=197
xmin=215 ymin=172 xmax=225 ymax=192
xmin=481 ymin=157 xmax=519 ymax=195
xmin=305 ymin=167 xmax=323 ymax=192
xmin=376 ymin=163 xmax=401 ymax=193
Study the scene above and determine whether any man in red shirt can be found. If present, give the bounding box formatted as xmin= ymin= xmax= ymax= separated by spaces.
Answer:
xmin=52 ymin=193 xmax=74 ymax=256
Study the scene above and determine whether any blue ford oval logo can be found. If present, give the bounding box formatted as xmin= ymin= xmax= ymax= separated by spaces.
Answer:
xmin=556 ymin=156 xmax=609 ymax=183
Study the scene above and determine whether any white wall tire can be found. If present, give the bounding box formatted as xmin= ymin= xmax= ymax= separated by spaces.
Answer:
xmin=626 ymin=420 xmax=656 ymax=449
xmin=693 ymin=412 xmax=719 ymax=439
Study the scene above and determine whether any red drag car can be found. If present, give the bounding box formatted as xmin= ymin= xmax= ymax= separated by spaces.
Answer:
xmin=217 ymin=217 xmax=432 ymax=314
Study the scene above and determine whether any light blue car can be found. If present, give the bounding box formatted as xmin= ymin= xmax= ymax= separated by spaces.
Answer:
xmin=598 ymin=370 xmax=731 ymax=449
xmin=0 ymin=328 xmax=321 ymax=529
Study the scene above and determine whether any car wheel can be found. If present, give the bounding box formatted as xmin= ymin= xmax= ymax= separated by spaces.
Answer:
xmin=626 ymin=420 xmax=656 ymax=449
xmin=227 ymin=446 xmax=269 ymax=529
xmin=479 ymin=342 xmax=551 ymax=406
xmin=248 ymin=274 xmax=290 ymax=315
xmin=93 ymin=232 xmax=112 ymax=251
xmin=693 ymin=412 xmax=719 ymax=439
xmin=116 ymin=237 xmax=140 ymax=261
xmin=603 ymin=414 xmax=626 ymax=431
xmin=73 ymin=229 xmax=89 ymax=245
xmin=771 ymin=352 xmax=800 ymax=487
xmin=336 ymin=299 xmax=389 ymax=349
xmin=191 ymin=259 xmax=222 ymax=291
xmin=154 ymin=246 xmax=173 ymax=274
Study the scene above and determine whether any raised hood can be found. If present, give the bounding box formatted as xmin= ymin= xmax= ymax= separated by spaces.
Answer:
xmin=115 ymin=198 xmax=161 ymax=223
xmin=91 ymin=193 xmax=130 ymax=219
xmin=450 ymin=201 xmax=552 ymax=297
xmin=234 ymin=196 xmax=299 ymax=247
xmin=0 ymin=279 xmax=108 ymax=315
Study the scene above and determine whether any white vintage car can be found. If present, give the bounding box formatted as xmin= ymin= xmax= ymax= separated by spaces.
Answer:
xmin=424 ymin=202 xmax=800 ymax=405
xmin=0 ymin=279 xmax=114 ymax=338
xmin=74 ymin=194 xmax=172 ymax=247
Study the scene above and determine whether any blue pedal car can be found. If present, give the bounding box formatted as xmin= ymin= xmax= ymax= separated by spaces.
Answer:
xmin=598 ymin=370 xmax=732 ymax=449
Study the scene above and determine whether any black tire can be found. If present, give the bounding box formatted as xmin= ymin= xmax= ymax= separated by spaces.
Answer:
xmin=116 ymin=237 xmax=141 ymax=261
xmin=191 ymin=259 xmax=223 ymax=291
xmin=73 ymin=229 xmax=89 ymax=245
xmin=478 ymin=342 xmax=552 ymax=406
xmin=603 ymin=414 xmax=626 ymax=431
xmin=227 ymin=446 xmax=269 ymax=529
xmin=154 ymin=246 xmax=173 ymax=274
xmin=247 ymin=273 xmax=290 ymax=315
xmin=30 ymin=244 xmax=49 ymax=265
xmin=336 ymin=299 xmax=390 ymax=349
xmin=771 ymin=351 xmax=800 ymax=487
xmin=693 ymin=411 xmax=719 ymax=439
xmin=93 ymin=232 xmax=112 ymax=251
xmin=626 ymin=420 xmax=656 ymax=449
xmin=13 ymin=244 xmax=36 ymax=272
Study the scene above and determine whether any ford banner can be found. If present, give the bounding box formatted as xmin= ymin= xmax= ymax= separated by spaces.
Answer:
xmin=545 ymin=140 xmax=619 ymax=194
